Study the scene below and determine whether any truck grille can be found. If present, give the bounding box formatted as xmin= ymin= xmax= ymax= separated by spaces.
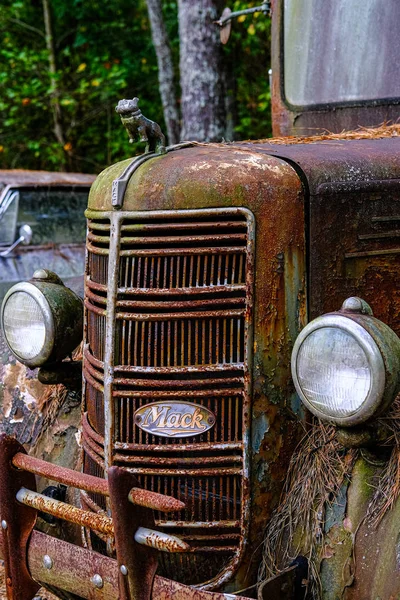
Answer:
xmin=83 ymin=208 xmax=254 ymax=587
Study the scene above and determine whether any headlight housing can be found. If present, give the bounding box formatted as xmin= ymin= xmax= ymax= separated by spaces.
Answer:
xmin=1 ymin=269 xmax=83 ymax=368
xmin=291 ymin=297 xmax=400 ymax=426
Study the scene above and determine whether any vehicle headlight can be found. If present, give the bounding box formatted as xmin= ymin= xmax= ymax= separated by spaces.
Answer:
xmin=1 ymin=269 xmax=83 ymax=368
xmin=291 ymin=297 xmax=400 ymax=426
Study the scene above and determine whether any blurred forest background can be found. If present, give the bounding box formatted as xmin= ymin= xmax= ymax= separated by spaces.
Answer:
xmin=0 ymin=0 xmax=271 ymax=173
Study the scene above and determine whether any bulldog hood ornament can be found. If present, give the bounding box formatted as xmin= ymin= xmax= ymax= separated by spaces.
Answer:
xmin=116 ymin=97 xmax=166 ymax=154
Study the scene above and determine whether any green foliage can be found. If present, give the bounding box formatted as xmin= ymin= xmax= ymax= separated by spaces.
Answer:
xmin=223 ymin=0 xmax=272 ymax=140
xmin=0 ymin=0 xmax=271 ymax=173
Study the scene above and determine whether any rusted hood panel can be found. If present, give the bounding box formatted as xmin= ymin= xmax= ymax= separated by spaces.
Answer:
xmin=239 ymin=137 xmax=400 ymax=194
xmin=89 ymin=146 xmax=301 ymax=211
xmin=90 ymin=138 xmax=400 ymax=207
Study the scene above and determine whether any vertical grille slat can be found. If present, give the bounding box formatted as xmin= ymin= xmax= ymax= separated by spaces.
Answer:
xmin=83 ymin=208 xmax=254 ymax=587
xmin=115 ymin=316 xmax=245 ymax=367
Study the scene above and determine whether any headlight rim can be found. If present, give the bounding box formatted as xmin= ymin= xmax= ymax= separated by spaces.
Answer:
xmin=291 ymin=312 xmax=387 ymax=427
xmin=1 ymin=281 xmax=55 ymax=367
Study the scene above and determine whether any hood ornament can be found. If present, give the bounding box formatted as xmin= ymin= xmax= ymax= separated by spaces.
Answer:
xmin=116 ymin=97 xmax=166 ymax=155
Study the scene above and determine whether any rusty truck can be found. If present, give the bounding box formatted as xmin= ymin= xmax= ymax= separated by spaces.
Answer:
xmin=1 ymin=1 xmax=400 ymax=599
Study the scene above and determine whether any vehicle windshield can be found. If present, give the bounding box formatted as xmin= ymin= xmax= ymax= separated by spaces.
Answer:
xmin=0 ymin=186 xmax=89 ymax=246
xmin=284 ymin=0 xmax=400 ymax=107
xmin=17 ymin=187 xmax=89 ymax=245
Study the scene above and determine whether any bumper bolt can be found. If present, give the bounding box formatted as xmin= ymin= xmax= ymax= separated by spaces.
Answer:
xmin=91 ymin=574 xmax=104 ymax=589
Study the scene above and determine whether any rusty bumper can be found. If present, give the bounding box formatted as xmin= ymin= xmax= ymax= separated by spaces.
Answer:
xmin=0 ymin=434 xmax=252 ymax=600
xmin=0 ymin=529 xmax=250 ymax=600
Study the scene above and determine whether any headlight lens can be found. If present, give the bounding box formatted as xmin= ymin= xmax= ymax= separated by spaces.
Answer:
xmin=1 ymin=270 xmax=83 ymax=368
xmin=291 ymin=297 xmax=400 ymax=426
xmin=3 ymin=291 xmax=48 ymax=361
xmin=296 ymin=325 xmax=375 ymax=419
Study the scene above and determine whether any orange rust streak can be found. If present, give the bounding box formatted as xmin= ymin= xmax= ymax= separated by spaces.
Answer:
xmin=16 ymin=487 xmax=114 ymax=535
xmin=129 ymin=487 xmax=185 ymax=513
xmin=12 ymin=452 xmax=109 ymax=496
xmin=134 ymin=527 xmax=189 ymax=553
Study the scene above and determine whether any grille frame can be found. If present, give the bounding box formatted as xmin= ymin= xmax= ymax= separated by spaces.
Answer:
xmin=83 ymin=207 xmax=255 ymax=589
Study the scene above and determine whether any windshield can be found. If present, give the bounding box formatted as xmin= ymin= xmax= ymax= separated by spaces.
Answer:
xmin=14 ymin=187 xmax=89 ymax=245
xmin=284 ymin=0 xmax=400 ymax=107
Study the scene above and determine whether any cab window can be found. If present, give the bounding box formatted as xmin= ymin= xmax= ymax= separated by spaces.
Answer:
xmin=284 ymin=0 xmax=400 ymax=107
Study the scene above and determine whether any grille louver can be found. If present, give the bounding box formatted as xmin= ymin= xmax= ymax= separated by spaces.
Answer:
xmin=83 ymin=208 xmax=254 ymax=587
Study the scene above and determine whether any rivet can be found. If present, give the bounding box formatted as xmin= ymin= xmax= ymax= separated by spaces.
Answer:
xmin=341 ymin=296 xmax=373 ymax=315
xmin=43 ymin=555 xmax=53 ymax=570
xmin=120 ymin=565 xmax=128 ymax=576
xmin=32 ymin=268 xmax=48 ymax=280
xmin=1 ymin=520 xmax=7 ymax=530
xmin=91 ymin=574 xmax=104 ymax=589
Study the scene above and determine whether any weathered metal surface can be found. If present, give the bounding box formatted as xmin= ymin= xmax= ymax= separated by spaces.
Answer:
xmin=0 ymin=434 xmax=40 ymax=600
xmin=12 ymin=452 xmax=109 ymax=496
xmin=239 ymin=137 xmax=400 ymax=195
xmin=111 ymin=151 xmax=160 ymax=209
xmin=0 ymin=173 xmax=93 ymax=302
xmin=216 ymin=1 xmax=270 ymax=41
xmin=128 ymin=488 xmax=185 ymax=512
xmin=12 ymin=530 xmax=252 ymax=600
xmin=238 ymin=138 xmax=400 ymax=340
xmin=308 ymin=179 xmax=400 ymax=337
xmin=16 ymin=487 xmax=114 ymax=535
xmin=134 ymin=401 xmax=216 ymax=438
xmin=1 ymin=277 xmax=83 ymax=368
xmin=108 ymin=465 xmax=158 ymax=600
xmin=134 ymin=527 xmax=189 ymax=553
xmin=84 ymin=205 xmax=256 ymax=587
xmin=275 ymin=141 xmax=400 ymax=338
xmin=0 ymin=243 xmax=86 ymax=302
xmin=0 ymin=170 xmax=95 ymax=188
xmin=271 ymin=0 xmax=400 ymax=137
xmin=316 ymin=456 xmax=400 ymax=600
xmin=84 ymin=145 xmax=306 ymax=591
xmin=340 ymin=458 xmax=400 ymax=600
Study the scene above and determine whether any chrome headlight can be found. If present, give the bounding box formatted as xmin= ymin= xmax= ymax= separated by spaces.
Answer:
xmin=1 ymin=269 xmax=83 ymax=368
xmin=291 ymin=297 xmax=400 ymax=426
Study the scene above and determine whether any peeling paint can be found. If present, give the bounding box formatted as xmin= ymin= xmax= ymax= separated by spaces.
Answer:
xmin=252 ymin=413 xmax=270 ymax=453
xmin=1 ymin=361 xmax=46 ymax=419
xmin=256 ymin=460 xmax=270 ymax=483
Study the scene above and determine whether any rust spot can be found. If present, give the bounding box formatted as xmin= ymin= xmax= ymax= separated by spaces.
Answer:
xmin=129 ymin=488 xmax=185 ymax=513
xmin=16 ymin=488 xmax=114 ymax=535
xmin=12 ymin=453 xmax=109 ymax=497
xmin=134 ymin=527 xmax=189 ymax=553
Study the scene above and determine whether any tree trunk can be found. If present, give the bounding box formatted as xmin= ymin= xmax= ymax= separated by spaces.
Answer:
xmin=146 ymin=0 xmax=180 ymax=145
xmin=42 ymin=0 xmax=66 ymax=156
xmin=178 ymin=0 xmax=226 ymax=142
